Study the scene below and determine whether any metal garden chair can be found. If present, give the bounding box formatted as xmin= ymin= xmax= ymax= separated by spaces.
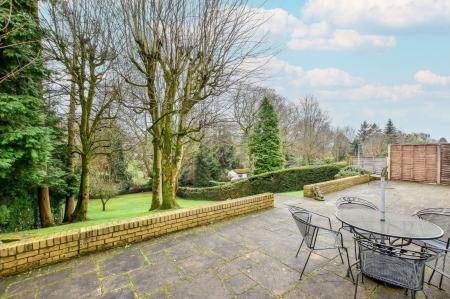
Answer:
xmin=354 ymin=235 xmax=432 ymax=299
xmin=413 ymin=208 xmax=450 ymax=289
xmin=336 ymin=196 xmax=379 ymax=255
xmin=336 ymin=196 xmax=378 ymax=212
xmin=288 ymin=206 xmax=354 ymax=282
xmin=336 ymin=196 xmax=378 ymax=232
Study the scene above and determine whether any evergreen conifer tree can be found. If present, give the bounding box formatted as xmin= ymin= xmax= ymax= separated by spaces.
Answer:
xmin=0 ymin=0 xmax=56 ymax=229
xmin=357 ymin=121 xmax=370 ymax=142
xmin=384 ymin=118 xmax=398 ymax=144
xmin=109 ymin=137 xmax=131 ymax=191
xmin=248 ymin=97 xmax=284 ymax=174
xmin=193 ymin=145 xmax=221 ymax=186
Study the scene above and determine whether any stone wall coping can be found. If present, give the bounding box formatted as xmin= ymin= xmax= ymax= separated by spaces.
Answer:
xmin=304 ymin=175 xmax=371 ymax=198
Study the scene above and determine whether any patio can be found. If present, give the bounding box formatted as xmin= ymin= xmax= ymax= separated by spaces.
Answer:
xmin=0 ymin=181 xmax=449 ymax=299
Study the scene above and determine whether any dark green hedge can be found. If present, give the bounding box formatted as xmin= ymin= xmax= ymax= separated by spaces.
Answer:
xmin=177 ymin=162 xmax=346 ymax=200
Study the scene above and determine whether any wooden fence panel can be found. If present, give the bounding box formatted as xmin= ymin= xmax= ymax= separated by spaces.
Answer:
xmin=389 ymin=145 xmax=403 ymax=180
xmin=389 ymin=144 xmax=437 ymax=183
xmin=441 ymin=144 xmax=450 ymax=184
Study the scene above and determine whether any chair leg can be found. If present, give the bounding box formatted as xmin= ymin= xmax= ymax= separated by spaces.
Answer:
xmin=354 ymin=272 xmax=360 ymax=299
xmin=300 ymin=250 xmax=313 ymax=280
xmin=337 ymin=247 xmax=344 ymax=264
xmin=438 ymin=253 xmax=447 ymax=290
xmin=296 ymin=239 xmax=304 ymax=258
xmin=428 ymin=255 xmax=439 ymax=284
xmin=410 ymin=290 xmax=415 ymax=299
xmin=343 ymin=248 xmax=355 ymax=283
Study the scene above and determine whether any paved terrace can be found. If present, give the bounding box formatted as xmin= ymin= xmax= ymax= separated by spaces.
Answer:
xmin=1 ymin=181 xmax=449 ymax=299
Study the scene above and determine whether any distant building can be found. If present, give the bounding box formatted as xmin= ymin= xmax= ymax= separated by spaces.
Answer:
xmin=227 ymin=169 xmax=250 ymax=181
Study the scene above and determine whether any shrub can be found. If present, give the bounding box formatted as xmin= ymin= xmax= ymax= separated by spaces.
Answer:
xmin=334 ymin=165 xmax=371 ymax=179
xmin=0 ymin=205 xmax=10 ymax=226
xmin=177 ymin=162 xmax=346 ymax=200
xmin=208 ymin=180 xmax=227 ymax=187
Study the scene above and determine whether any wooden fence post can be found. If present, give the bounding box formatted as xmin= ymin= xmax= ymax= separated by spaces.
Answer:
xmin=437 ymin=144 xmax=441 ymax=185
xmin=387 ymin=144 xmax=391 ymax=180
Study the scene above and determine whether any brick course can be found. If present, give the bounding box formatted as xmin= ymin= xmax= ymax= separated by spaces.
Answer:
xmin=0 ymin=193 xmax=274 ymax=277
xmin=303 ymin=175 xmax=370 ymax=198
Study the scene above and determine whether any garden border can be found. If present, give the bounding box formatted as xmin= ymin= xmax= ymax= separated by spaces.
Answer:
xmin=303 ymin=175 xmax=371 ymax=198
xmin=0 ymin=193 xmax=274 ymax=277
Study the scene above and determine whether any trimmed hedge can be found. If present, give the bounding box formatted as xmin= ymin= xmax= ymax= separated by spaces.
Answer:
xmin=177 ymin=162 xmax=346 ymax=200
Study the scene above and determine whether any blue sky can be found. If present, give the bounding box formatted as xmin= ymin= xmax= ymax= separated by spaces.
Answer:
xmin=247 ymin=0 xmax=450 ymax=140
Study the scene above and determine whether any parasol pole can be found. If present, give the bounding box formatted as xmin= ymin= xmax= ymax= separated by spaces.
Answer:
xmin=380 ymin=167 xmax=387 ymax=221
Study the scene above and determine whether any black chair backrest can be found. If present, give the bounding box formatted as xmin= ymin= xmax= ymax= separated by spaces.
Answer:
xmin=336 ymin=196 xmax=378 ymax=210
xmin=416 ymin=208 xmax=450 ymax=242
xmin=289 ymin=208 xmax=317 ymax=249
xmin=356 ymin=237 xmax=431 ymax=291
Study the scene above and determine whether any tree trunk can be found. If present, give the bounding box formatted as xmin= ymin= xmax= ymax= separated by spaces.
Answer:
xmin=72 ymin=155 xmax=90 ymax=221
xmin=160 ymin=160 xmax=177 ymax=209
xmin=63 ymin=79 xmax=76 ymax=223
xmin=160 ymin=106 xmax=177 ymax=209
xmin=150 ymin=139 xmax=161 ymax=210
xmin=38 ymin=186 xmax=54 ymax=228
xmin=101 ymin=199 xmax=106 ymax=211
xmin=63 ymin=195 xmax=75 ymax=223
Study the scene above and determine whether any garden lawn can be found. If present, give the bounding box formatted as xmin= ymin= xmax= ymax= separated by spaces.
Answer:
xmin=0 ymin=192 xmax=215 ymax=240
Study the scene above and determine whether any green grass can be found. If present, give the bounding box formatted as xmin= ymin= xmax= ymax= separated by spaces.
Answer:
xmin=0 ymin=192 xmax=216 ymax=240
xmin=278 ymin=190 xmax=304 ymax=197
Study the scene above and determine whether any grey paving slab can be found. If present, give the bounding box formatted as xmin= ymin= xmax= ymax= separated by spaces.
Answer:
xmin=245 ymin=259 xmax=299 ymax=296
xmin=99 ymin=287 xmax=136 ymax=299
xmin=224 ymin=273 xmax=257 ymax=294
xmin=237 ymin=285 xmax=276 ymax=299
xmin=129 ymin=261 xmax=182 ymax=294
xmin=100 ymin=249 xmax=147 ymax=276
xmin=169 ymin=271 xmax=232 ymax=299
xmin=1 ymin=181 xmax=449 ymax=299
xmin=39 ymin=271 xmax=101 ymax=299
xmin=101 ymin=274 xmax=130 ymax=293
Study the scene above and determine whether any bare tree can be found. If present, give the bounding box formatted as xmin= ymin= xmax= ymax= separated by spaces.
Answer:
xmin=363 ymin=133 xmax=386 ymax=157
xmin=121 ymin=0 xmax=267 ymax=209
xmin=41 ymin=0 xmax=120 ymax=221
xmin=296 ymin=96 xmax=330 ymax=164
xmin=331 ymin=127 xmax=353 ymax=161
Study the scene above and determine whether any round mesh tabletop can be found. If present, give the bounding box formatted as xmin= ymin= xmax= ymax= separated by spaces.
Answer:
xmin=336 ymin=208 xmax=444 ymax=240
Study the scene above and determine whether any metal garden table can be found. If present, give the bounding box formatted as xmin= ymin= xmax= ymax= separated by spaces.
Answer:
xmin=336 ymin=208 xmax=444 ymax=242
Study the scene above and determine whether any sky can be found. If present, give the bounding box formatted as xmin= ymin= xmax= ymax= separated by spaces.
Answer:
xmin=246 ymin=0 xmax=450 ymax=140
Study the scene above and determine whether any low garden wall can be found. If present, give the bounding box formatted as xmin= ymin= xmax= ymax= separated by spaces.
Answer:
xmin=178 ymin=162 xmax=346 ymax=200
xmin=0 ymin=193 xmax=274 ymax=277
xmin=304 ymin=175 xmax=371 ymax=198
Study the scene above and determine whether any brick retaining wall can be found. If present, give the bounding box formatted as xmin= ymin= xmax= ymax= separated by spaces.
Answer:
xmin=0 ymin=193 xmax=274 ymax=277
xmin=304 ymin=175 xmax=371 ymax=198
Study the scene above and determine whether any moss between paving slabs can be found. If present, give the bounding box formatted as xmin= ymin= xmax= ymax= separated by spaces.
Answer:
xmin=0 ymin=192 xmax=216 ymax=240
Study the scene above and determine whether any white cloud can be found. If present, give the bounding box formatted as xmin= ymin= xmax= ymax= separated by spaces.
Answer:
xmin=302 ymin=0 xmax=450 ymax=28
xmin=414 ymin=70 xmax=450 ymax=86
xmin=317 ymin=84 xmax=423 ymax=101
xmin=303 ymin=68 xmax=364 ymax=86
xmin=288 ymin=27 xmax=396 ymax=50
xmin=256 ymin=56 xmax=363 ymax=89
xmin=251 ymin=8 xmax=302 ymax=36
xmin=250 ymin=8 xmax=396 ymax=51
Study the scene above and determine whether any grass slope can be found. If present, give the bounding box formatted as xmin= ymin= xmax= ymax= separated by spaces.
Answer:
xmin=0 ymin=192 xmax=215 ymax=240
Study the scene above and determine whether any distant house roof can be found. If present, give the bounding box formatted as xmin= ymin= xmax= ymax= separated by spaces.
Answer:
xmin=232 ymin=168 xmax=250 ymax=174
